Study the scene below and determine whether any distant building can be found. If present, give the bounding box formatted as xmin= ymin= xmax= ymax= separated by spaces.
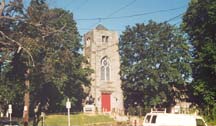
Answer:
xmin=83 ymin=24 xmax=124 ymax=114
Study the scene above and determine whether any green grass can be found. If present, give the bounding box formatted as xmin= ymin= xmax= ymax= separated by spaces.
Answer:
xmin=41 ymin=113 xmax=115 ymax=126
xmin=207 ymin=121 xmax=216 ymax=126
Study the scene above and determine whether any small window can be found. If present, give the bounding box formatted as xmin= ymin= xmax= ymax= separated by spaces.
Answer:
xmin=145 ymin=115 xmax=151 ymax=123
xmin=151 ymin=115 xmax=157 ymax=123
xmin=102 ymin=35 xmax=109 ymax=42
xmin=102 ymin=36 xmax=105 ymax=42
xmin=105 ymin=36 xmax=109 ymax=42
xmin=196 ymin=119 xmax=205 ymax=126
xmin=86 ymin=37 xmax=91 ymax=47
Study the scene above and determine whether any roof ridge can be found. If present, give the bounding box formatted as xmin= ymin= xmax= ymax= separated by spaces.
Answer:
xmin=95 ymin=24 xmax=108 ymax=30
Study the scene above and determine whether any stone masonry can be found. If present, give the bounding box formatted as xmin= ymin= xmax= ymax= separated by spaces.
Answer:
xmin=83 ymin=24 xmax=124 ymax=114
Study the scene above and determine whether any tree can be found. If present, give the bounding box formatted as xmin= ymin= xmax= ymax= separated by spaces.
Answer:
xmin=0 ymin=0 xmax=33 ymax=122
xmin=182 ymin=0 xmax=216 ymax=120
xmin=27 ymin=6 xmax=92 ymax=113
xmin=0 ymin=1 xmax=34 ymax=125
xmin=0 ymin=0 xmax=92 ymax=125
xmin=119 ymin=21 xmax=191 ymax=112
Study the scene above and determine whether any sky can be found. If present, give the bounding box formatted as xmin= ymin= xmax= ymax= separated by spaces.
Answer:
xmin=30 ymin=0 xmax=190 ymax=36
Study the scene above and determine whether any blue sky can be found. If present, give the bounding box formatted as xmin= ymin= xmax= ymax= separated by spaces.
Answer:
xmin=32 ymin=0 xmax=190 ymax=36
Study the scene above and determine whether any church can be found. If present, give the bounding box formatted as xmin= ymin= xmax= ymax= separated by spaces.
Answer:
xmin=83 ymin=24 xmax=124 ymax=114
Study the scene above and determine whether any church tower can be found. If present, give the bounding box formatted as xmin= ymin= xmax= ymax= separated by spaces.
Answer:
xmin=83 ymin=24 xmax=123 ymax=113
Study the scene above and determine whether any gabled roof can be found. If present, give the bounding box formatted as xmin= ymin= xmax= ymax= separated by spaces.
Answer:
xmin=95 ymin=24 xmax=108 ymax=31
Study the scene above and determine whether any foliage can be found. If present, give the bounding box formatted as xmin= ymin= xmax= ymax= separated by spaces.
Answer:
xmin=0 ymin=0 xmax=29 ymax=116
xmin=182 ymin=0 xmax=216 ymax=119
xmin=26 ymin=5 xmax=91 ymax=113
xmin=119 ymin=21 xmax=192 ymax=110
xmin=0 ymin=0 xmax=92 ymax=119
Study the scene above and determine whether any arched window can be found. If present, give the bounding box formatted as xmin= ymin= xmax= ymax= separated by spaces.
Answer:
xmin=86 ymin=37 xmax=90 ymax=47
xmin=101 ymin=66 xmax=105 ymax=80
xmin=101 ymin=57 xmax=110 ymax=81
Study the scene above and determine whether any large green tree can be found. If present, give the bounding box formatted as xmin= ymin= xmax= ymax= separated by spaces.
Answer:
xmin=27 ymin=6 xmax=92 ymax=113
xmin=0 ymin=0 xmax=91 ymax=124
xmin=0 ymin=0 xmax=28 ymax=117
xmin=119 ymin=21 xmax=191 ymax=112
xmin=182 ymin=0 xmax=216 ymax=119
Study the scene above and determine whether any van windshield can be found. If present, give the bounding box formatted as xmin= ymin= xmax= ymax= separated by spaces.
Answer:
xmin=196 ymin=119 xmax=206 ymax=126
xmin=145 ymin=115 xmax=151 ymax=123
xmin=151 ymin=115 xmax=157 ymax=123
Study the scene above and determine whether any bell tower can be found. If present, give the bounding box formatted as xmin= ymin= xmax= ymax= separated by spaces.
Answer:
xmin=83 ymin=24 xmax=123 ymax=113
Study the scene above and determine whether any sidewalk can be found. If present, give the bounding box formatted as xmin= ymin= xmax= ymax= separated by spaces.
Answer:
xmin=129 ymin=116 xmax=143 ymax=126
xmin=113 ymin=115 xmax=143 ymax=126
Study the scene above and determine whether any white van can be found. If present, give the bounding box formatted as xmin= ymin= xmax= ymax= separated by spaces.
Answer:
xmin=143 ymin=112 xmax=207 ymax=126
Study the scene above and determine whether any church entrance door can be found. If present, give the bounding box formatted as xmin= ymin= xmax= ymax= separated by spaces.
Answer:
xmin=101 ymin=93 xmax=111 ymax=112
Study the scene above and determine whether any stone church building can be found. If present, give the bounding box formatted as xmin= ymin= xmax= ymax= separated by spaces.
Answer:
xmin=83 ymin=24 xmax=124 ymax=113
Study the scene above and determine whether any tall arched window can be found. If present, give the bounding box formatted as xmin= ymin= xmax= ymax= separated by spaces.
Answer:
xmin=101 ymin=57 xmax=110 ymax=81
xmin=86 ymin=37 xmax=90 ymax=47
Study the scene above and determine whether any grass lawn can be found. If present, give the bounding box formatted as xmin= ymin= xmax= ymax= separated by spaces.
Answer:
xmin=207 ymin=121 xmax=216 ymax=126
xmin=41 ymin=113 xmax=115 ymax=126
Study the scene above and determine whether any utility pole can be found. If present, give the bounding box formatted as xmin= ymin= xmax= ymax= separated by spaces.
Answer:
xmin=66 ymin=98 xmax=71 ymax=126
xmin=8 ymin=104 xmax=12 ymax=122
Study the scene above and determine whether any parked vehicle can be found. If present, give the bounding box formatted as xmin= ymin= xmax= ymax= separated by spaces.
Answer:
xmin=143 ymin=109 xmax=207 ymax=126
xmin=0 ymin=120 xmax=19 ymax=126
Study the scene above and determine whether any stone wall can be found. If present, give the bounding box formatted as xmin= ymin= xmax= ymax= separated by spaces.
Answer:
xmin=83 ymin=25 xmax=124 ymax=114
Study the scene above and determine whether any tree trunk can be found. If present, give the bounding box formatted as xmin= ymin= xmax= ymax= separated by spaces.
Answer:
xmin=23 ymin=68 xmax=30 ymax=126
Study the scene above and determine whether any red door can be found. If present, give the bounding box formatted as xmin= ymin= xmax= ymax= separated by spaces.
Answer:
xmin=101 ymin=93 xmax=111 ymax=112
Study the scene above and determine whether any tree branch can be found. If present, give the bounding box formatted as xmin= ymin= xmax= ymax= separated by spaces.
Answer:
xmin=0 ymin=50 xmax=10 ymax=64
xmin=0 ymin=0 xmax=5 ymax=16
xmin=0 ymin=40 xmax=12 ymax=47
xmin=41 ymin=23 xmax=67 ymax=39
xmin=0 ymin=16 xmax=20 ymax=20
xmin=0 ymin=31 xmax=22 ymax=47
xmin=0 ymin=0 xmax=25 ymax=20
xmin=0 ymin=31 xmax=35 ymax=67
